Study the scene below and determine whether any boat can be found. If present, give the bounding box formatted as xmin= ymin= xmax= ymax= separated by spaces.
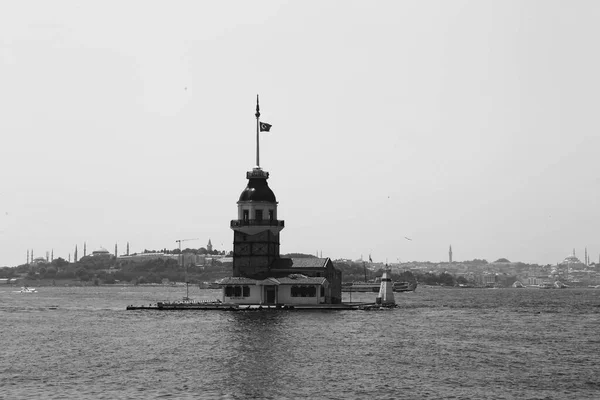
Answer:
xmin=393 ymin=281 xmax=417 ymax=292
xmin=19 ymin=286 xmax=37 ymax=293
xmin=341 ymin=281 xmax=417 ymax=293
xmin=342 ymin=282 xmax=380 ymax=292
xmin=198 ymin=281 xmax=221 ymax=289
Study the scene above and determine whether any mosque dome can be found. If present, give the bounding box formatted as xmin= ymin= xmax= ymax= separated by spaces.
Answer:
xmin=238 ymin=177 xmax=276 ymax=203
xmin=562 ymin=254 xmax=582 ymax=264
xmin=92 ymin=247 xmax=111 ymax=256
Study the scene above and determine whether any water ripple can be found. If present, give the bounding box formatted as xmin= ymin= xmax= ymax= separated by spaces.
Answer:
xmin=1 ymin=287 xmax=599 ymax=399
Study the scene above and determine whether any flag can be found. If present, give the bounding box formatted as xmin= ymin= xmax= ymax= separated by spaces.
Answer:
xmin=260 ymin=122 xmax=272 ymax=132
xmin=369 ymin=254 xmax=372 ymax=263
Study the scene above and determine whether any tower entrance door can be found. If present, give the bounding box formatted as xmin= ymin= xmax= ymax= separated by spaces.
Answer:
xmin=264 ymin=286 xmax=277 ymax=304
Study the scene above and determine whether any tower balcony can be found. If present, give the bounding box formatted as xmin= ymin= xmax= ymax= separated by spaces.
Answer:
xmin=231 ymin=219 xmax=284 ymax=228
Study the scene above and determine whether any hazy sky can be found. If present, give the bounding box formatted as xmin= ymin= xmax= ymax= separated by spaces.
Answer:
xmin=1 ymin=1 xmax=599 ymax=267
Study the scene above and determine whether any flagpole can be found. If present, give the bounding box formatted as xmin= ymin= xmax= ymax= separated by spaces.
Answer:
xmin=255 ymin=94 xmax=260 ymax=168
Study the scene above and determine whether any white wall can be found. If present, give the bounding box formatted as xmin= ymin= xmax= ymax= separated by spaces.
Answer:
xmin=237 ymin=200 xmax=277 ymax=220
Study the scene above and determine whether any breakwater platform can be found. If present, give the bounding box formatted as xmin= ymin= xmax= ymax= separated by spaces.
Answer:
xmin=125 ymin=300 xmax=391 ymax=311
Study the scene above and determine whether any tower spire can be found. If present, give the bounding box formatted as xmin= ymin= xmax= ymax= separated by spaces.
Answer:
xmin=256 ymin=94 xmax=260 ymax=168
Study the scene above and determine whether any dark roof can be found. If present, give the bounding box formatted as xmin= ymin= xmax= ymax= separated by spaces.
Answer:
xmin=277 ymin=276 xmax=328 ymax=285
xmin=238 ymin=177 xmax=276 ymax=202
xmin=217 ymin=277 xmax=258 ymax=285
xmin=289 ymin=257 xmax=330 ymax=269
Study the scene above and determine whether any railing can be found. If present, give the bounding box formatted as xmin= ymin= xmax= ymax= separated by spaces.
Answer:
xmin=247 ymin=169 xmax=269 ymax=179
xmin=230 ymin=219 xmax=285 ymax=228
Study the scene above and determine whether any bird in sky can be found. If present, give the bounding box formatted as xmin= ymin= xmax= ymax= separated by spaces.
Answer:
xmin=404 ymin=237 xmax=412 ymax=241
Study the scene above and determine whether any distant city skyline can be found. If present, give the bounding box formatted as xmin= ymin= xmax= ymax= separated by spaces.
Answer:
xmin=17 ymin=241 xmax=598 ymax=267
xmin=1 ymin=2 xmax=599 ymax=268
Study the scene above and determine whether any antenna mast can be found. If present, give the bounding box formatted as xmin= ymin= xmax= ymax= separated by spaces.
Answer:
xmin=255 ymin=94 xmax=260 ymax=168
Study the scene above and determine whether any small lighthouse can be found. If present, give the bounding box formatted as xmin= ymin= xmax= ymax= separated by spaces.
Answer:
xmin=376 ymin=269 xmax=395 ymax=306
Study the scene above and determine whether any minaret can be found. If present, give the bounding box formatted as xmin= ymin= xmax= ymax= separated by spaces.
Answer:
xmin=230 ymin=96 xmax=283 ymax=278
xmin=74 ymin=245 xmax=78 ymax=263
xmin=46 ymin=251 xmax=49 ymax=262
xmin=27 ymin=249 xmax=30 ymax=264
xmin=84 ymin=242 xmax=87 ymax=257
xmin=449 ymin=245 xmax=453 ymax=263
xmin=126 ymin=242 xmax=130 ymax=256
xmin=51 ymin=249 xmax=54 ymax=262
xmin=68 ymin=253 xmax=71 ymax=263
xmin=115 ymin=243 xmax=118 ymax=258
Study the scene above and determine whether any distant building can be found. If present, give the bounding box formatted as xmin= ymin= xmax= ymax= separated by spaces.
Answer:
xmin=31 ymin=257 xmax=48 ymax=265
xmin=559 ymin=250 xmax=586 ymax=273
xmin=91 ymin=247 xmax=112 ymax=258
xmin=117 ymin=253 xmax=178 ymax=263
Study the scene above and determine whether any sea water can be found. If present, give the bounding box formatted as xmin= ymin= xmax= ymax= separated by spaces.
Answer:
xmin=1 ymin=286 xmax=599 ymax=399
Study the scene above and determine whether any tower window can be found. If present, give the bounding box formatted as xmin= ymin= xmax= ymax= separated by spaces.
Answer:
xmin=243 ymin=210 xmax=249 ymax=221
xmin=268 ymin=210 xmax=274 ymax=221
xmin=255 ymin=210 xmax=263 ymax=220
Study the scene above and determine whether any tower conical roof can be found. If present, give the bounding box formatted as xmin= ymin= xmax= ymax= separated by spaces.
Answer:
xmin=238 ymin=170 xmax=276 ymax=202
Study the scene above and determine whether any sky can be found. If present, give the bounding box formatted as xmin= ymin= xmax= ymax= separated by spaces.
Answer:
xmin=1 ymin=1 xmax=599 ymax=267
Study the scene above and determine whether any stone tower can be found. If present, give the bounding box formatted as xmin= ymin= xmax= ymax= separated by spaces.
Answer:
xmin=207 ymin=239 xmax=213 ymax=253
xmin=449 ymin=245 xmax=453 ymax=263
xmin=231 ymin=167 xmax=285 ymax=278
